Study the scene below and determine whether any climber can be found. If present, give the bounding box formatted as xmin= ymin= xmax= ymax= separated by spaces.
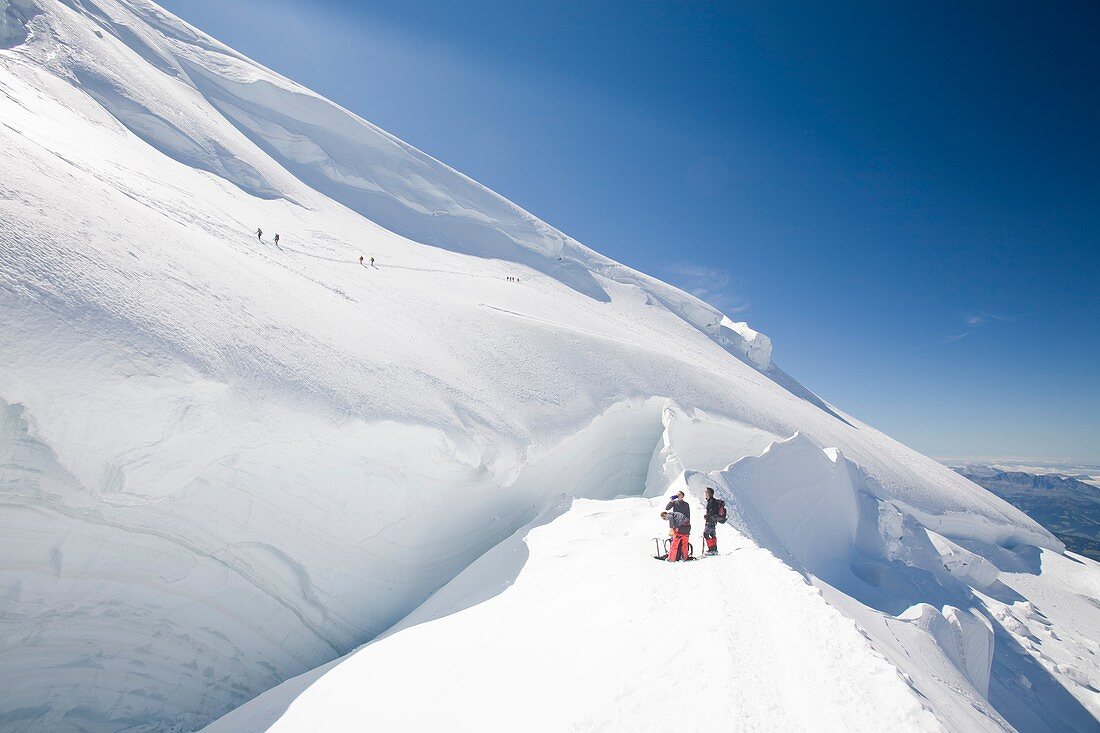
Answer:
xmin=359 ymin=255 xmax=364 ymax=265
xmin=370 ymin=256 xmax=375 ymax=267
xmin=255 ymin=227 xmax=263 ymax=241
xmin=703 ymin=487 xmax=721 ymax=555
xmin=665 ymin=490 xmax=690 ymax=521
xmin=274 ymin=233 xmax=280 ymax=246
xmin=661 ymin=509 xmax=691 ymax=562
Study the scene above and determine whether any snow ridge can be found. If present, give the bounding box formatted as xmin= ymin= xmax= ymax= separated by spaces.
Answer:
xmin=1 ymin=1 xmax=1097 ymax=732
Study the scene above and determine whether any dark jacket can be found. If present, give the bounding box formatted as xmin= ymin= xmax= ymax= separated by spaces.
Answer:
xmin=705 ymin=496 xmax=722 ymax=523
xmin=665 ymin=497 xmax=690 ymax=520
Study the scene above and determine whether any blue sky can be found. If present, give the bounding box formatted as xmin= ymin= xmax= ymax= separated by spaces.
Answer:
xmin=159 ymin=0 xmax=1100 ymax=463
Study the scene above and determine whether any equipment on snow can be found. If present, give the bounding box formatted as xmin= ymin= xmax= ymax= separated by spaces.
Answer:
xmin=652 ymin=536 xmax=695 ymax=561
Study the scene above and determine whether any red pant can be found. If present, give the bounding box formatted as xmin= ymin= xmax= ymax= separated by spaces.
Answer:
xmin=667 ymin=529 xmax=690 ymax=561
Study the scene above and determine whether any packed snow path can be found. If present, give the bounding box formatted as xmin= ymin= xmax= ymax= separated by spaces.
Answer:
xmin=204 ymin=497 xmax=940 ymax=733
xmin=1 ymin=1 xmax=1098 ymax=732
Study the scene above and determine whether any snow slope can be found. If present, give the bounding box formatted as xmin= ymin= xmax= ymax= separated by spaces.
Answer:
xmin=0 ymin=1 xmax=1096 ymax=731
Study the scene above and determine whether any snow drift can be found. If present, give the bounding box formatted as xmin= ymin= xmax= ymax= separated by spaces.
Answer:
xmin=0 ymin=1 xmax=1097 ymax=732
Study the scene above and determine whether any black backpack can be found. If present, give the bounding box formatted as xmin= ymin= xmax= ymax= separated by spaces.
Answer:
xmin=716 ymin=499 xmax=727 ymax=523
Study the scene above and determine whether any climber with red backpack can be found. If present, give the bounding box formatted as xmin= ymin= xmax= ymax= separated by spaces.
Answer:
xmin=703 ymin=486 xmax=726 ymax=555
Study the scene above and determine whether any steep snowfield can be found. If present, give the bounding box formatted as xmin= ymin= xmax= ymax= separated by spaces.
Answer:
xmin=0 ymin=1 xmax=1096 ymax=732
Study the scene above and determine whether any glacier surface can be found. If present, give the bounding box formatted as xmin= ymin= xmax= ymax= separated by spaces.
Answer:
xmin=0 ymin=1 xmax=1097 ymax=732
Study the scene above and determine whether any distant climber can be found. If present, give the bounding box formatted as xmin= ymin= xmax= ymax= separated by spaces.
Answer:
xmin=703 ymin=487 xmax=723 ymax=555
xmin=256 ymin=227 xmax=263 ymax=241
xmin=370 ymin=256 xmax=375 ymax=267
xmin=359 ymin=255 xmax=364 ymax=265
xmin=274 ymin=233 xmax=280 ymax=246
xmin=665 ymin=491 xmax=690 ymax=522
xmin=660 ymin=509 xmax=691 ymax=562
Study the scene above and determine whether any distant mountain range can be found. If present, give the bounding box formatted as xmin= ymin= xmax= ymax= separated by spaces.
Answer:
xmin=953 ymin=466 xmax=1100 ymax=560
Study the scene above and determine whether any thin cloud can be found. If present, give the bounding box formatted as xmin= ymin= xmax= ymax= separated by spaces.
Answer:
xmin=947 ymin=312 xmax=1012 ymax=343
xmin=665 ymin=262 xmax=749 ymax=316
xmin=964 ymin=312 xmax=1013 ymax=327
xmin=667 ymin=263 xmax=731 ymax=288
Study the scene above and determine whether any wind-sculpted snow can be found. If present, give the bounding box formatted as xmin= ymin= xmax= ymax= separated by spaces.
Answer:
xmin=0 ymin=1 xmax=1094 ymax=732
xmin=180 ymin=64 xmax=613 ymax=298
xmin=211 ymin=418 xmax=1100 ymax=733
xmin=688 ymin=434 xmax=1099 ymax=731
xmin=0 ymin=0 xmax=37 ymax=49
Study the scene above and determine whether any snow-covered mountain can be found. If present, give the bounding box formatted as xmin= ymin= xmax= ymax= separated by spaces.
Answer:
xmin=0 ymin=2 xmax=1096 ymax=732
xmin=952 ymin=467 xmax=1100 ymax=560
